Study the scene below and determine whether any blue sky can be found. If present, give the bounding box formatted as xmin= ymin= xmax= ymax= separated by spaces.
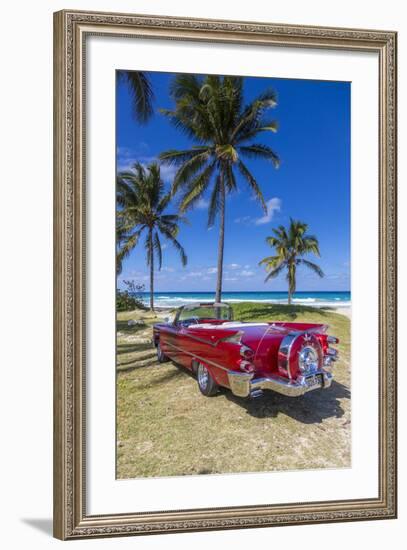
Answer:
xmin=117 ymin=71 xmax=350 ymax=292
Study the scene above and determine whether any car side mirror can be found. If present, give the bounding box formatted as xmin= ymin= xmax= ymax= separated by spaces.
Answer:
xmin=164 ymin=317 xmax=170 ymax=323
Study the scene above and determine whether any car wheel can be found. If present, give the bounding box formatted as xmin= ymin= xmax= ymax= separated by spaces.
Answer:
xmin=197 ymin=362 xmax=218 ymax=396
xmin=156 ymin=342 xmax=169 ymax=363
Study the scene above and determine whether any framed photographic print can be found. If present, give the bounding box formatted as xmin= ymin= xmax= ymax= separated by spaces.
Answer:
xmin=53 ymin=10 xmax=397 ymax=540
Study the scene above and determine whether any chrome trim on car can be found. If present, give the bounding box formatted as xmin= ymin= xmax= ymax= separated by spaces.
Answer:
xmin=326 ymin=347 xmax=338 ymax=358
xmin=227 ymin=371 xmax=254 ymax=397
xmin=278 ymin=332 xmax=299 ymax=379
xmin=327 ymin=335 xmax=339 ymax=344
xmin=323 ymin=356 xmax=335 ymax=367
xmin=227 ymin=369 xmax=333 ymax=398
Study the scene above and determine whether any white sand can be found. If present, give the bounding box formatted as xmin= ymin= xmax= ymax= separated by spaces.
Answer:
xmin=330 ymin=307 xmax=351 ymax=319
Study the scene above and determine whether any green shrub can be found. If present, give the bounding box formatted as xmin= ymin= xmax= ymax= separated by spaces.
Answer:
xmin=116 ymin=280 xmax=146 ymax=311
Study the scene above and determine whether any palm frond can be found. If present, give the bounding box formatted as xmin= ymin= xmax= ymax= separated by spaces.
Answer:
xmin=171 ymin=151 xmax=212 ymax=195
xmin=239 ymin=144 xmax=280 ymax=168
xmin=179 ymin=162 xmax=216 ymax=212
xmin=159 ymin=228 xmax=188 ymax=267
xmin=300 ymin=259 xmax=324 ymax=277
xmin=159 ymin=148 xmax=210 ymax=166
xmin=237 ymin=160 xmax=267 ymax=212
xmin=264 ymin=262 xmax=286 ymax=282
xmin=120 ymin=71 xmax=154 ymax=124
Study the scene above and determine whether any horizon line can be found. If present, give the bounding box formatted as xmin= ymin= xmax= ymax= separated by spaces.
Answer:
xmin=132 ymin=289 xmax=351 ymax=294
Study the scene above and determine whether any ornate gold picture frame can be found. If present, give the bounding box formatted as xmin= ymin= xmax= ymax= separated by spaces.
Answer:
xmin=53 ymin=9 xmax=397 ymax=540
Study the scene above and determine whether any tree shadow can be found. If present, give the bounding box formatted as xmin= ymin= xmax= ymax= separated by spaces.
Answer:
xmin=116 ymin=321 xmax=149 ymax=335
xmin=117 ymin=359 xmax=158 ymax=373
xmin=147 ymin=368 xmax=184 ymax=385
xmin=225 ymin=380 xmax=350 ymax=424
xmin=117 ymin=342 xmax=154 ymax=355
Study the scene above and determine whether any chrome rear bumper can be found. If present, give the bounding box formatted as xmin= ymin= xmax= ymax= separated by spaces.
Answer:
xmin=227 ymin=369 xmax=333 ymax=398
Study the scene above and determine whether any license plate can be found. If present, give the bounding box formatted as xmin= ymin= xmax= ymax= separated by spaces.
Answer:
xmin=305 ymin=374 xmax=323 ymax=388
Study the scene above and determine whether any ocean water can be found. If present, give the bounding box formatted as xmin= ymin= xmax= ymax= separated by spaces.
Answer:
xmin=139 ymin=291 xmax=351 ymax=309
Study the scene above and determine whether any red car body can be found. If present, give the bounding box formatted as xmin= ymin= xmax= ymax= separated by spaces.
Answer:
xmin=153 ymin=303 xmax=339 ymax=398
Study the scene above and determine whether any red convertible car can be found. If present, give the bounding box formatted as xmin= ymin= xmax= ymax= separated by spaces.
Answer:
xmin=153 ymin=302 xmax=339 ymax=399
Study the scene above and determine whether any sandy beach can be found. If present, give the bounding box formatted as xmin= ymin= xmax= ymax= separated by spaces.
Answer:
xmin=331 ymin=307 xmax=351 ymax=319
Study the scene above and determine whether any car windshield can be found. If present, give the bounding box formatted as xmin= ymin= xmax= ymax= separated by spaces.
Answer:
xmin=177 ymin=304 xmax=232 ymax=323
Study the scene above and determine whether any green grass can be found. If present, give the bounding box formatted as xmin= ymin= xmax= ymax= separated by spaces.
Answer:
xmin=116 ymin=303 xmax=351 ymax=479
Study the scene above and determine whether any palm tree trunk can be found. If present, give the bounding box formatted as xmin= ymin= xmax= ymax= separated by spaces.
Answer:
xmin=149 ymin=231 xmax=154 ymax=311
xmin=215 ymin=176 xmax=226 ymax=304
xmin=287 ymin=261 xmax=295 ymax=305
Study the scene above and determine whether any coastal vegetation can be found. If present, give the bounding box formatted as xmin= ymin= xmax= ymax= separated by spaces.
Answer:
xmin=116 ymin=280 xmax=146 ymax=312
xmin=259 ymin=219 xmax=324 ymax=305
xmin=117 ymin=162 xmax=187 ymax=311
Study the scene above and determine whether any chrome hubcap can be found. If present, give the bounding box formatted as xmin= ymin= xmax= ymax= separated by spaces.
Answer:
xmin=197 ymin=364 xmax=209 ymax=389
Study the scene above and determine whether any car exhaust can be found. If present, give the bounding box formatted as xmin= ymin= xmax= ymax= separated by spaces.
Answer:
xmin=250 ymin=389 xmax=263 ymax=399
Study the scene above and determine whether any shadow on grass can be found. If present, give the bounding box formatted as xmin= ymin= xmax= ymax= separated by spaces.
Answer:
xmin=147 ymin=368 xmax=184 ymax=385
xmin=235 ymin=304 xmax=329 ymax=321
xmin=117 ymin=359 xmax=158 ymax=372
xmin=117 ymin=343 xmax=154 ymax=355
xmin=225 ymin=380 xmax=350 ymax=424
xmin=116 ymin=321 xmax=149 ymax=335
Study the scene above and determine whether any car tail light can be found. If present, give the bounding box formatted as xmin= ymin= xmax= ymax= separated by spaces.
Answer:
xmin=327 ymin=335 xmax=339 ymax=344
xmin=240 ymin=344 xmax=254 ymax=360
xmin=239 ymin=360 xmax=255 ymax=374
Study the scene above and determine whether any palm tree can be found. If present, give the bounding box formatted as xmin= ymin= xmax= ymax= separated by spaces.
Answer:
xmin=117 ymin=162 xmax=187 ymax=311
xmin=259 ymin=219 xmax=324 ymax=305
xmin=159 ymin=74 xmax=279 ymax=302
xmin=118 ymin=71 xmax=154 ymax=124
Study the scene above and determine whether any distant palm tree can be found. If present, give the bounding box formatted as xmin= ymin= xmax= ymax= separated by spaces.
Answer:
xmin=117 ymin=162 xmax=187 ymax=311
xmin=259 ymin=219 xmax=324 ymax=305
xmin=118 ymin=71 xmax=154 ymax=124
xmin=159 ymin=74 xmax=279 ymax=302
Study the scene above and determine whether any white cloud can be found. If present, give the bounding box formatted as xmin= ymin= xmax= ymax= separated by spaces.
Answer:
xmin=240 ymin=270 xmax=255 ymax=277
xmin=207 ymin=267 xmax=218 ymax=274
xmin=227 ymin=263 xmax=241 ymax=270
xmin=196 ymin=198 xmax=209 ymax=209
xmin=254 ymin=198 xmax=281 ymax=225
xmin=234 ymin=198 xmax=281 ymax=226
xmin=158 ymin=163 xmax=178 ymax=183
xmin=234 ymin=216 xmax=251 ymax=225
xmin=326 ymin=272 xmax=349 ymax=281
xmin=225 ymin=277 xmax=238 ymax=282
xmin=116 ymin=150 xmax=177 ymax=183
